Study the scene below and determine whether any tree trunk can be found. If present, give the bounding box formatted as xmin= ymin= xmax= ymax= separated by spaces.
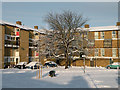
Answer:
xmin=69 ymin=58 xmax=71 ymax=67
xmin=65 ymin=50 xmax=69 ymax=69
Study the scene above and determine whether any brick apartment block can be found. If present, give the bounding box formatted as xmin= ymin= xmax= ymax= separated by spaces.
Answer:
xmin=0 ymin=21 xmax=120 ymax=69
xmin=0 ymin=21 xmax=46 ymax=69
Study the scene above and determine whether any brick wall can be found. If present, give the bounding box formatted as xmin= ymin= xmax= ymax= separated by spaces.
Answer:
xmin=19 ymin=30 xmax=29 ymax=62
xmin=0 ymin=25 xmax=5 ymax=69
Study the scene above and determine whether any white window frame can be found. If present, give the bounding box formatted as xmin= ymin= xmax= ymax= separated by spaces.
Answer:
xmin=11 ymin=37 xmax=15 ymax=41
xmin=112 ymin=31 xmax=116 ymax=38
xmin=95 ymin=48 xmax=99 ymax=57
xmin=15 ymin=28 xmax=20 ymax=32
xmin=101 ymin=48 xmax=105 ymax=57
xmin=119 ymin=48 xmax=120 ymax=57
xmin=118 ymin=31 xmax=120 ymax=39
xmin=95 ymin=32 xmax=98 ymax=39
xmin=100 ymin=32 xmax=104 ymax=39
xmin=15 ymin=28 xmax=20 ymax=36
xmin=112 ymin=48 xmax=116 ymax=57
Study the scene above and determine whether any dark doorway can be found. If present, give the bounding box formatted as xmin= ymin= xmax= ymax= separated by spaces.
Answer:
xmin=16 ymin=58 xmax=18 ymax=64
xmin=90 ymin=61 xmax=94 ymax=67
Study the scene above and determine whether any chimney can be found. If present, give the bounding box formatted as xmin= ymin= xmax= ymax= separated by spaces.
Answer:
xmin=34 ymin=26 xmax=38 ymax=29
xmin=16 ymin=21 xmax=22 ymax=25
xmin=84 ymin=24 xmax=89 ymax=28
xmin=116 ymin=22 xmax=120 ymax=26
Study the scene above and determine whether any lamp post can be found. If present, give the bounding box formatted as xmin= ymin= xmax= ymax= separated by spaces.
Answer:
xmin=82 ymin=54 xmax=86 ymax=73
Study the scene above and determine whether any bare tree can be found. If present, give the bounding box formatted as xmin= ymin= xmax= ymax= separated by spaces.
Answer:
xmin=45 ymin=10 xmax=88 ymax=69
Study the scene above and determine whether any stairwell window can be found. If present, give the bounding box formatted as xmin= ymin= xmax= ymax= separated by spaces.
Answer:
xmin=100 ymin=32 xmax=104 ymax=39
xmin=119 ymin=48 xmax=120 ymax=57
xmin=112 ymin=31 xmax=116 ymax=38
xmin=118 ymin=31 xmax=120 ymax=38
xmin=112 ymin=48 xmax=116 ymax=57
xmin=95 ymin=48 xmax=99 ymax=57
xmin=101 ymin=48 xmax=105 ymax=57
xmin=95 ymin=32 xmax=98 ymax=39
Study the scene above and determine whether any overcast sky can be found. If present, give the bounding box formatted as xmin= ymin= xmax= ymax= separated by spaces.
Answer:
xmin=2 ymin=2 xmax=118 ymax=29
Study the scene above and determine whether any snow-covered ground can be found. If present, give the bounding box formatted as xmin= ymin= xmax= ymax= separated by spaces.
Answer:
xmin=2 ymin=66 xmax=119 ymax=88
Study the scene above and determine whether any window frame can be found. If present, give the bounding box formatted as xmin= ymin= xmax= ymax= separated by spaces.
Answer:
xmin=112 ymin=31 xmax=116 ymax=38
xmin=118 ymin=48 xmax=120 ymax=57
xmin=101 ymin=48 xmax=105 ymax=57
xmin=112 ymin=48 xmax=116 ymax=57
xmin=100 ymin=32 xmax=104 ymax=39
xmin=104 ymin=39 xmax=112 ymax=48
xmin=95 ymin=32 xmax=99 ymax=39
xmin=118 ymin=31 xmax=120 ymax=38
xmin=95 ymin=48 xmax=99 ymax=57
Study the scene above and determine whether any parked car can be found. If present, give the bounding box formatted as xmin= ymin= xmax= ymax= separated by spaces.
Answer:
xmin=14 ymin=62 xmax=27 ymax=69
xmin=106 ymin=62 xmax=120 ymax=69
xmin=44 ymin=61 xmax=57 ymax=67
xmin=4 ymin=64 xmax=10 ymax=69
xmin=25 ymin=62 xmax=43 ymax=69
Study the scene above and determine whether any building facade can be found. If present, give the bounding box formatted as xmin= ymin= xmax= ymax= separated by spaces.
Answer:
xmin=0 ymin=21 xmax=120 ymax=69
xmin=0 ymin=21 xmax=46 ymax=69
xmin=74 ymin=22 xmax=120 ymax=67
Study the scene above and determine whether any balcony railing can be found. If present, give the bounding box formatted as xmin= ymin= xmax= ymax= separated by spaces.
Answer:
xmin=5 ymin=40 xmax=19 ymax=48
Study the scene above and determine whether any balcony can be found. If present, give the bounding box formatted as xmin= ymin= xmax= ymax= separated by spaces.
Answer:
xmin=5 ymin=40 xmax=19 ymax=48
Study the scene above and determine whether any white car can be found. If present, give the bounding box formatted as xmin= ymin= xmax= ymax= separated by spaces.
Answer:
xmin=25 ymin=62 xmax=42 ymax=69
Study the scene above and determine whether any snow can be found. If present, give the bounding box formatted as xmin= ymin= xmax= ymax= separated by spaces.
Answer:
xmin=45 ymin=61 xmax=57 ymax=64
xmin=112 ymin=62 xmax=120 ymax=65
xmin=0 ymin=20 xmax=45 ymax=34
xmin=26 ymin=62 xmax=39 ymax=67
xmin=78 ymin=26 xmax=120 ymax=32
xmin=17 ymin=62 xmax=27 ymax=65
xmin=2 ymin=67 xmax=118 ymax=88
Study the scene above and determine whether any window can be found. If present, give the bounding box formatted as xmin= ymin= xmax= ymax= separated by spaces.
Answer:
xmin=88 ymin=39 xmax=94 ymax=48
xmin=16 ymin=28 xmax=20 ymax=32
xmin=101 ymin=48 xmax=105 ymax=57
xmin=112 ymin=31 xmax=116 ymax=38
xmin=7 ymin=36 xmax=11 ymax=40
xmin=35 ymin=33 xmax=38 ymax=35
xmin=84 ymin=32 xmax=88 ymax=39
xmin=100 ymin=32 xmax=104 ymax=39
xmin=10 ymin=58 xmax=14 ymax=62
xmin=119 ymin=48 xmax=120 ymax=57
xmin=95 ymin=48 xmax=99 ymax=57
xmin=4 ymin=58 xmax=8 ymax=63
xmin=11 ymin=37 xmax=15 ymax=41
xmin=95 ymin=32 xmax=98 ymax=39
xmin=118 ymin=31 xmax=120 ymax=38
xmin=104 ymin=39 xmax=112 ymax=47
xmin=15 ymin=28 xmax=20 ymax=36
xmin=112 ymin=48 xmax=116 ymax=57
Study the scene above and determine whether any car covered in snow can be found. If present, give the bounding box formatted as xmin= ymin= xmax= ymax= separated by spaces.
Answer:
xmin=14 ymin=62 xmax=27 ymax=69
xmin=44 ymin=61 xmax=57 ymax=67
xmin=25 ymin=62 xmax=43 ymax=69
xmin=106 ymin=62 xmax=120 ymax=69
